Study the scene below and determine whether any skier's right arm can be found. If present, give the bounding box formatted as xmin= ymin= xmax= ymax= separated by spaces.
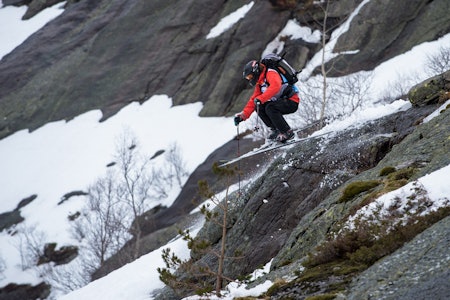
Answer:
xmin=240 ymin=87 xmax=261 ymax=120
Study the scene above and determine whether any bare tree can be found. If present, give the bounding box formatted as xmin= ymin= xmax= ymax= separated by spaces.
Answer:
xmin=328 ymin=72 xmax=373 ymax=117
xmin=378 ymin=71 xmax=421 ymax=103
xmin=296 ymin=76 xmax=323 ymax=125
xmin=113 ymin=133 xmax=153 ymax=259
xmin=14 ymin=224 xmax=47 ymax=271
xmin=36 ymin=259 xmax=90 ymax=293
xmin=13 ymin=225 xmax=88 ymax=294
xmin=318 ymin=0 xmax=332 ymax=128
xmin=71 ymin=130 xmax=189 ymax=278
xmin=73 ymin=140 xmax=140 ymax=266
xmin=297 ymin=1 xmax=373 ymax=127
xmin=164 ymin=143 xmax=189 ymax=189
xmin=425 ymin=45 xmax=450 ymax=77
xmin=0 ymin=254 xmax=6 ymax=280
xmin=72 ymin=171 xmax=131 ymax=273
xmin=10 ymin=130 xmax=189 ymax=295
xmin=377 ymin=46 xmax=450 ymax=104
xmin=197 ymin=164 xmax=237 ymax=295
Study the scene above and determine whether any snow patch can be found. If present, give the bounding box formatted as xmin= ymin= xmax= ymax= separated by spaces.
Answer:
xmin=206 ymin=2 xmax=254 ymax=39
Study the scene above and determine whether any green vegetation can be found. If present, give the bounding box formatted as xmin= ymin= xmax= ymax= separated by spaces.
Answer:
xmin=295 ymin=205 xmax=450 ymax=296
xmin=341 ymin=166 xmax=417 ymax=205
xmin=264 ymin=165 xmax=446 ymax=298
xmin=266 ymin=166 xmax=442 ymax=298
xmin=300 ymin=260 xmax=365 ymax=282
xmin=386 ymin=167 xmax=416 ymax=181
xmin=379 ymin=166 xmax=396 ymax=176
xmin=264 ymin=259 xmax=361 ymax=297
xmin=338 ymin=180 xmax=380 ymax=203
xmin=309 ymin=187 xmax=449 ymax=267
xmin=298 ymin=174 xmax=450 ymax=298
xmin=265 ymin=278 xmax=289 ymax=297
xmin=347 ymin=166 xmax=417 ymax=215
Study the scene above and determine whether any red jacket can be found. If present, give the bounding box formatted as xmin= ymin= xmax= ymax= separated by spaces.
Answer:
xmin=240 ymin=66 xmax=300 ymax=120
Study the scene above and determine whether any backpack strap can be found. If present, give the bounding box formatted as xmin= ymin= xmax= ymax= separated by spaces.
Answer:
xmin=261 ymin=64 xmax=288 ymax=85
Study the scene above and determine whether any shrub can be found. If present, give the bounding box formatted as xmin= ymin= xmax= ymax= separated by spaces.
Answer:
xmin=338 ymin=180 xmax=380 ymax=203
xmin=348 ymin=205 xmax=450 ymax=265
xmin=305 ymin=183 xmax=450 ymax=271
xmin=387 ymin=167 xmax=416 ymax=181
xmin=265 ymin=278 xmax=289 ymax=297
xmin=379 ymin=166 xmax=396 ymax=176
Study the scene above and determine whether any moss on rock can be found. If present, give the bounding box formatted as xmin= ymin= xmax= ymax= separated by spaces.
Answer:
xmin=338 ymin=180 xmax=380 ymax=203
xmin=408 ymin=70 xmax=450 ymax=107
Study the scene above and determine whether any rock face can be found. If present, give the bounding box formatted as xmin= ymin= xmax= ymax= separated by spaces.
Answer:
xmin=0 ymin=194 xmax=36 ymax=232
xmin=154 ymin=90 xmax=449 ymax=299
xmin=272 ymin=102 xmax=449 ymax=265
xmin=346 ymin=216 xmax=450 ymax=300
xmin=1 ymin=0 xmax=449 ymax=139
xmin=22 ymin=0 xmax=65 ymax=20
xmin=200 ymin=103 xmax=442 ymax=273
xmin=0 ymin=0 xmax=290 ymax=139
xmin=327 ymin=0 xmax=450 ymax=75
xmin=152 ymin=67 xmax=450 ymax=299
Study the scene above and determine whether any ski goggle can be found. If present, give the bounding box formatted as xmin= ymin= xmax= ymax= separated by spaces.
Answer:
xmin=245 ymin=73 xmax=258 ymax=86
xmin=245 ymin=74 xmax=254 ymax=81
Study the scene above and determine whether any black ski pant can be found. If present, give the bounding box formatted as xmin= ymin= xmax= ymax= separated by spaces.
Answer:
xmin=258 ymin=99 xmax=298 ymax=133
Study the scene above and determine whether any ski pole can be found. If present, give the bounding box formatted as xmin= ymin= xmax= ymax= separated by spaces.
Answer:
xmin=254 ymin=102 xmax=261 ymax=132
xmin=236 ymin=124 xmax=241 ymax=196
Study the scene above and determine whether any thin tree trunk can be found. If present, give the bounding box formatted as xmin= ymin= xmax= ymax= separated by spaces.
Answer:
xmin=215 ymin=197 xmax=228 ymax=296
xmin=319 ymin=1 xmax=329 ymax=129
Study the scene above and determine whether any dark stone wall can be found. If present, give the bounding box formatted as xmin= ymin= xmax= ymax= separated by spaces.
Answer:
xmin=1 ymin=0 xmax=449 ymax=140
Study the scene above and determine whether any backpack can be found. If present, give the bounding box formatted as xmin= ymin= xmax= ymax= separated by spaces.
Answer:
xmin=260 ymin=52 xmax=299 ymax=85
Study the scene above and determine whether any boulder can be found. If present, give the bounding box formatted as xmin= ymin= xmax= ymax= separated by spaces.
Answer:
xmin=408 ymin=70 xmax=450 ymax=106
xmin=37 ymin=243 xmax=78 ymax=265
xmin=0 ymin=210 xmax=23 ymax=232
xmin=0 ymin=282 xmax=50 ymax=300
xmin=22 ymin=0 xmax=65 ymax=20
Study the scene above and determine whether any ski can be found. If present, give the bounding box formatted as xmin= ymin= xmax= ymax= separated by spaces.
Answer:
xmin=218 ymin=131 xmax=332 ymax=167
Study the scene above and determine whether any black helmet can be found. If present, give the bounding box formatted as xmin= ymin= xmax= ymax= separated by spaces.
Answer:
xmin=243 ymin=60 xmax=260 ymax=86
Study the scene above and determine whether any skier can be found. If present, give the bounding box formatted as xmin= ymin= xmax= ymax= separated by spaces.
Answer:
xmin=234 ymin=59 xmax=300 ymax=143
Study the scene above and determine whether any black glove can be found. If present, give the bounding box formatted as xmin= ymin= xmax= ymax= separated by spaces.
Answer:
xmin=234 ymin=114 xmax=243 ymax=126
xmin=254 ymin=98 xmax=261 ymax=106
